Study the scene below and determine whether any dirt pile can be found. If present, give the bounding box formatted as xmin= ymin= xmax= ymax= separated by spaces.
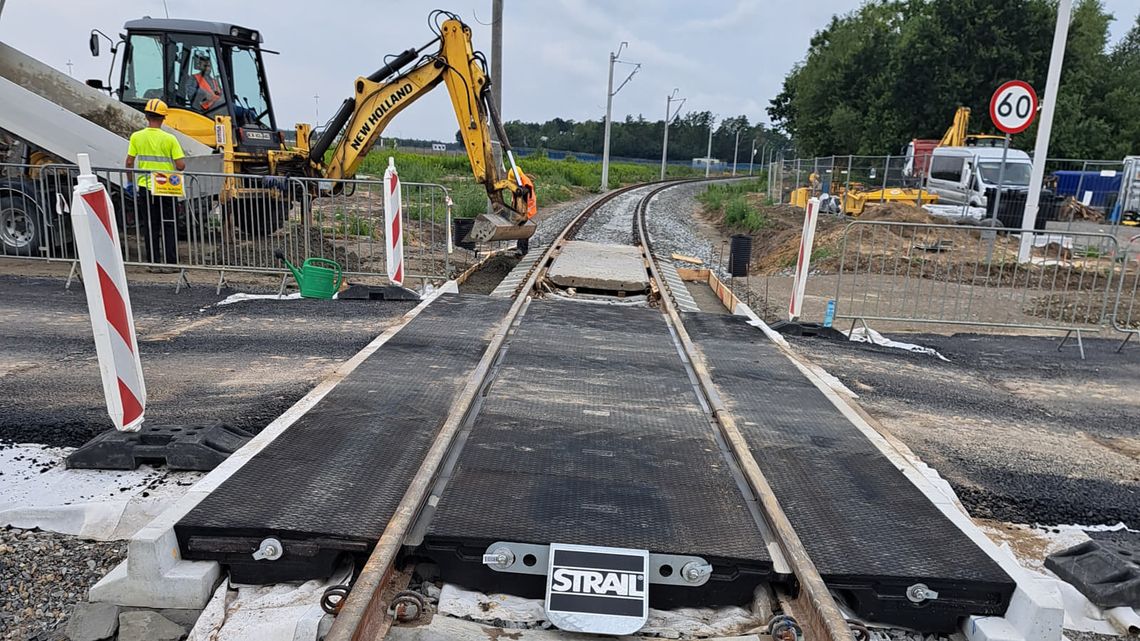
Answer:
xmin=698 ymin=197 xmax=963 ymax=275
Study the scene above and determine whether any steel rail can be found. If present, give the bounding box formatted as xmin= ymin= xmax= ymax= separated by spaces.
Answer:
xmin=633 ymin=183 xmax=855 ymax=641
xmin=325 ymin=179 xmax=681 ymax=641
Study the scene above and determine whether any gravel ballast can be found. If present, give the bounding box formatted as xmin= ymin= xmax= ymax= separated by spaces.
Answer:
xmin=0 ymin=528 xmax=125 ymax=640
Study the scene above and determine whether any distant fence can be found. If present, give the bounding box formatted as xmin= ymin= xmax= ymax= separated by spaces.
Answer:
xmin=832 ymin=219 xmax=1139 ymax=353
xmin=0 ymin=162 xmax=497 ymax=290
xmin=769 ymin=155 xmax=1138 ymax=226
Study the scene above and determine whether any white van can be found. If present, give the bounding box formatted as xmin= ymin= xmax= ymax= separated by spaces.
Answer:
xmin=925 ymin=146 xmax=1033 ymax=207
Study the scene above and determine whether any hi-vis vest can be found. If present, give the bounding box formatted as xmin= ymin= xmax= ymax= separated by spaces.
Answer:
xmin=127 ymin=127 xmax=185 ymax=190
xmin=193 ymin=74 xmax=222 ymax=110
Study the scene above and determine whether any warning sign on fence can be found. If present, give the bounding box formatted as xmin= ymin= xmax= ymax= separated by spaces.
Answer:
xmin=150 ymin=171 xmax=185 ymax=198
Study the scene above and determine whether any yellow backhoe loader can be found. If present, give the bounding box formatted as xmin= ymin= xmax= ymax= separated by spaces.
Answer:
xmin=88 ymin=10 xmax=534 ymax=244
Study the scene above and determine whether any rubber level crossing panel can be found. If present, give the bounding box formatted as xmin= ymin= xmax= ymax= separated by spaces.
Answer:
xmin=422 ymin=300 xmax=775 ymax=608
xmin=683 ymin=313 xmax=1016 ymax=632
xmin=174 ymin=295 xmax=512 ymax=583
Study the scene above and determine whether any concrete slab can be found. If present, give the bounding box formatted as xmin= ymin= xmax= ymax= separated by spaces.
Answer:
xmin=547 ymin=241 xmax=649 ymax=292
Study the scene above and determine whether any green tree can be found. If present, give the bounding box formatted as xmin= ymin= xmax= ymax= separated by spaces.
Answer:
xmin=769 ymin=0 xmax=1138 ymax=160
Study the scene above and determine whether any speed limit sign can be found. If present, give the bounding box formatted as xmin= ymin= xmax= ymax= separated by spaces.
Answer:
xmin=990 ymin=80 xmax=1039 ymax=134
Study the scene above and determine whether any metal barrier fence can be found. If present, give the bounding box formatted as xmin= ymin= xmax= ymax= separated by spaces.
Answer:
xmin=769 ymin=155 xmax=1137 ymax=228
xmin=833 ymin=220 xmax=1139 ymax=354
xmin=0 ymin=162 xmax=493 ymax=289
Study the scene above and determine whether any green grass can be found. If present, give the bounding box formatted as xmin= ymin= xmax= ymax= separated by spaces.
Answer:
xmin=697 ymin=177 xmax=770 ymax=232
xmin=355 ymin=150 xmax=700 ymax=221
xmin=313 ymin=207 xmax=376 ymax=237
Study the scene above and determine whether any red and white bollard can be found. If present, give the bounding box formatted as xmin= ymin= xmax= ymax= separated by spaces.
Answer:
xmin=383 ymin=157 xmax=405 ymax=287
xmin=788 ymin=197 xmax=820 ymax=321
xmin=70 ymin=153 xmax=146 ymax=432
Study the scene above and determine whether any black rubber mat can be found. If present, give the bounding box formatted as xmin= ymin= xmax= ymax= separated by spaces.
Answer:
xmin=175 ymin=294 xmax=510 ymax=583
xmin=423 ymin=300 xmax=773 ymax=607
xmin=683 ymin=313 xmax=1016 ymax=631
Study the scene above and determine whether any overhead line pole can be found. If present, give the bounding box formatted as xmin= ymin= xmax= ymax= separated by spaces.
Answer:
xmin=660 ymin=88 xmax=685 ymax=180
xmin=600 ymin=43 xmax=639 ymax=191
xmin=491 ymin=0 xmax=503 ymax=127
xmin=705 ymin=117 xmax=715 ymax=178
xmin=732 ymin=128 xmax=741 ymax=176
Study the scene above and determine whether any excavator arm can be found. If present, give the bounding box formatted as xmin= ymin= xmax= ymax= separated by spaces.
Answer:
xmin=309 ymin=14 xmax=535 ymax=243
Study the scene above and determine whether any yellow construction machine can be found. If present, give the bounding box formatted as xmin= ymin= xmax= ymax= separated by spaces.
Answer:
xmin=938 ymin=106 xmax=1005 ymax=148
xmin=787 ymin=174 xmax=938 ymax=216
xmin=88 ymin=10 xmax=534 ymax=243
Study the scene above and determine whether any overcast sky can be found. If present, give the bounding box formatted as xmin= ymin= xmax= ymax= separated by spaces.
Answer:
xmin=2 ymin=0 xmax=1136 ymax=141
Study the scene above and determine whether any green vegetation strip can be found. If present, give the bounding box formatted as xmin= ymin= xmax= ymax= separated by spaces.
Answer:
xmin=697 ymin=178 xmax=770 ymax=232
xmin=357 ymin=150 xmax=700 ymax=220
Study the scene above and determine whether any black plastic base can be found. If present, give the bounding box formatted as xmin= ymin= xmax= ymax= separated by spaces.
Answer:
xmin=1046 ymin=539 xmax=1140 ymax=608
xmin=339 ymin=284 xmax=421 ymax=301
xmin=66 ymin=423 xmax=252 ymax=471
xmin=768 ymin=320 xmax=847 ymax=340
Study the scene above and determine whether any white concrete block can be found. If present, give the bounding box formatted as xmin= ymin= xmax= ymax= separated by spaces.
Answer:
xmin=548 ymin=241 xmax=649 ymax=292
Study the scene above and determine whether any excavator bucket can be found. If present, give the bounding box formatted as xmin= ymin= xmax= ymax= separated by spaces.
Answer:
xmin=467 ymin=211 xmax=537 ymax=243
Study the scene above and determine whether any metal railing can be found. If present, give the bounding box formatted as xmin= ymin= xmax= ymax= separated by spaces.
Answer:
xmin=1110 ymin=233 xmax=1140 ymax=349
xmin=833 ymin=219 xmax=1138 ymax=354
xmin=0 ymin=162 xmax=494 ymax=289
xmin=769 ymin=155 xmax=1137 ymax=228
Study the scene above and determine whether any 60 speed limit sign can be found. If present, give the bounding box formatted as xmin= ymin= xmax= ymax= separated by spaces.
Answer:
xmin=990 ymin=80 xmax=1039 ymax=134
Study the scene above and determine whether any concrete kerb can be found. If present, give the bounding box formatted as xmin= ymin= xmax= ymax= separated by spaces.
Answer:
xmin=88 ymin=281 xmax=460 ymax=610
xmin=725 ymin=299 xmax=1064 ymax=641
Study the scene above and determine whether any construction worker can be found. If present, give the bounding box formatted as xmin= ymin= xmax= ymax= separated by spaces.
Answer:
xmin=189 ymin=53 xmax=223 ymax=112
xmin=125 ymin=99 xmax=186 ymax=268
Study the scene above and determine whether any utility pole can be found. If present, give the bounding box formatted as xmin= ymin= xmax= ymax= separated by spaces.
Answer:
xmin=660 ymin=88 xmax=685 ymax=180
xmin=1018 ymin=0 xmax=1071 ymax=262
xmin=732 ymin=128 xmax=741 ymax=176
xmin=313 ymin=93 xmax=319 ymax=123
xmin=705 ymin=116 xmax=715 ymax=178
xmin=749 ymin=141 xmax=759 ymax=176
xmin=66 ymin=60 xmax=74 ymax=77
xmin=491 ymin=0 xmax=503 ymax=125
xmin=600 ymin=42 xmax=639 ymax=190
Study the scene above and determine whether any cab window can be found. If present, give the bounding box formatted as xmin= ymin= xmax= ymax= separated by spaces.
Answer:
xmin=929 ymin=155 xmax=965 ymax=183
xmin=226 ymin=44 xmax=272 ymax=129
xmin=122 ymin=34 xmax=164 ymax=104
xmin=167 ymin=34 xmax=224 ymax=115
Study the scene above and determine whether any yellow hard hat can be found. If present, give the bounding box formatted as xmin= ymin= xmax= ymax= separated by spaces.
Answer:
xmin=144 ymin=99 xmax=169 ymax=117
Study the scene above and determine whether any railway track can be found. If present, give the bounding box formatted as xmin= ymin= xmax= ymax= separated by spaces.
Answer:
xmin=322 ymin=178 xmax=856 ymax=641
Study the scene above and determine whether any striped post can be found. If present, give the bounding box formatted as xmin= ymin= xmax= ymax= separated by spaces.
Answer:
xmin=383 ymin=157 xmax=405 ymax=286
xmin=788 ymin=197 xmax=820 ymax=322
xmin=70 ymin=153 xmax=146 ymax=432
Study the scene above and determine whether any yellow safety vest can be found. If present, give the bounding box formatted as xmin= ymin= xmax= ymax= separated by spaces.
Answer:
xmin=127 ymin=127 xmax=185 ymax=190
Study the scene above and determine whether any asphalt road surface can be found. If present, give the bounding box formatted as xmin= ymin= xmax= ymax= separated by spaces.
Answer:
xmin=0 ymin=276 xmax=416 ymax=449
xmin=790 ymin=332 xmax=1140 ymax=528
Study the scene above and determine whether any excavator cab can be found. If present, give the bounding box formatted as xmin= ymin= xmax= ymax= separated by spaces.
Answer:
xmin=93 ymin=18 xmax=284 ymax=158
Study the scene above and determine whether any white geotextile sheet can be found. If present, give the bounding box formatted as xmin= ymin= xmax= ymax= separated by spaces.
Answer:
xmin=437 ymin=584 xmax=762 ymax=637
xmin=187 ymin=568 xmax=350 ymax=641
xmin=213 ymin=292 xmax=305 ymax=307
xmin=0 ymin=443 xmax=199 ymax=540
xmin=846 ymin=326 xmax=949 ymax=361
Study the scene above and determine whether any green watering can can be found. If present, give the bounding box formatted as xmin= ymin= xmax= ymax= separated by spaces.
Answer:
xmin=274 ymin=249 xmax=343 ymax=299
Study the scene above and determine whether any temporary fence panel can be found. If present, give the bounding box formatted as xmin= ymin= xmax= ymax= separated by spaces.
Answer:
xmin=0 ymin=162 xmax=470 ymax=283
xmin=833 ymin=220 xmax=1126 ymax=336
xmin=1112 ymin=233 xmax=1140 ymax=349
